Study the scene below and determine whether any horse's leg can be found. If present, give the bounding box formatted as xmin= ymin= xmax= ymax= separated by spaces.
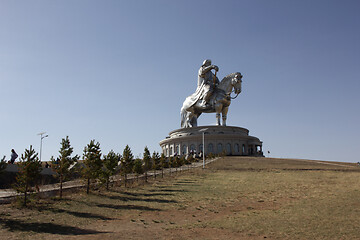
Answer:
xmin=215 ymin=103 xmax=222 ymax=126
xmin=192 ymin=112 xmax=201 ymax=127
xmin=222 ymin=106 xmax=229 ymax=126
xmin=191 ymin=115 xmax=198 ymax=127
xmin=187 ymin=111 xmax=197 ymax=127
xmin=187 ymin=112 xmax=195 ymax=127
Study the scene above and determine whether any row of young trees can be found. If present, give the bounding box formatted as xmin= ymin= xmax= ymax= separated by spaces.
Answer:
xmin=80 ymin=143 xmax=195 ymax=191
xmin=8 ymin=136 xmax=202 ymax=206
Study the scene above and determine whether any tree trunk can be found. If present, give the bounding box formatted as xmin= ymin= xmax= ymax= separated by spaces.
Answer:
xmin=24 ymin=182 xmax=28 ymax=207
xmin=145 ymin=171 xmax=148 ymax=183
xmin=86 ymin=178 xmax=90 ymax=194
xmin=106 ymin=178 xmax=109 ymax=190
xmin=161 ymin=168 xmax=164 ymax=178
xmin=60 ymin=174 xmax=63 ymax=199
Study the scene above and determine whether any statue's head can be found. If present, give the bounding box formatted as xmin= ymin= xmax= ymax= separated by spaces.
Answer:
xmin=202 ymin=59 xmax=211 ymax=66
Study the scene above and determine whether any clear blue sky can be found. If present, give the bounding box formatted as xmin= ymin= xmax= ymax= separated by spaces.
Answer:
xmin=1 ymin=0 xmax=359 ymax=162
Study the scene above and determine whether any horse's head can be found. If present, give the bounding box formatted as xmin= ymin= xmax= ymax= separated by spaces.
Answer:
xmin=218 ymin=72 xmax=243 ymax=97
xmin=231 ymin=72 xmax=242 ymax=94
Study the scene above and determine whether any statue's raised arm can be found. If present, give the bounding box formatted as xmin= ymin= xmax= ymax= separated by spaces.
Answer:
xmin=180 ymin=59 xmax=243 ymax=128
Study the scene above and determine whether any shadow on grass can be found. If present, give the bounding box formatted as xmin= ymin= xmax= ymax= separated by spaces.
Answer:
xmin=97 ymin=193 xmax=178 ymax=204
xmin=0 ymin=218 xmax=106 ymax=235
xmin=175 ymin=180 xmax=197 ymax=183
xmin=96 ymin=203 xmax=161 ymax=211
xmin=121 ymin=191 xmax=174 ymax=197
xmin=45 ymin=207 xmax=113 ymax=220
xmin=172 ymin=183 xmax=200 ymax=187
xmin=148 ymin=189 xmax=188 ymax=193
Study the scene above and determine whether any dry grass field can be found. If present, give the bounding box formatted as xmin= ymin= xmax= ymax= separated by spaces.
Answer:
xmin=1 ymin=157 xmax=360 ymax=239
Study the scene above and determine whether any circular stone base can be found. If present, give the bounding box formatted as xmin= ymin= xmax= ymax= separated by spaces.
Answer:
xmin=159 ymin=126 xmax=263 ymax=157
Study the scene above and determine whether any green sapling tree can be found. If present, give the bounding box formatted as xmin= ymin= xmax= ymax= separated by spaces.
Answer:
xmin=143 ymin=146 xmax=152 ymax=182
xmin=13 ymin=145 xmax=42 ymax=206
xmin=133 ymin=158 xmax=144 ymax=182
xmin=101 ymin=150 xmax=120 ymax=190
xmin=168 ymin=157 xmax=173 ymax=175
xmin=82 ymin=140 xmax=102 ymax=194
xmin=0 ymin=156 xmax=7 ymax=175
xmin=121 ymin=145 xmax=134 ymax=187
xmin=52 ymin=136 xmax=79 ymax=198
xmin=152 ymin=151 xmax=160 ymax=179
xmin=159 ymin=153 xmax=167 ymax=178
xmin=176 ymin=156 xmax=184 ymax=172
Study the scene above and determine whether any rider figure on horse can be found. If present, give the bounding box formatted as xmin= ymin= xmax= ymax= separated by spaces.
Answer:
xmin=198 ymin=59 xmax=219 ymax=107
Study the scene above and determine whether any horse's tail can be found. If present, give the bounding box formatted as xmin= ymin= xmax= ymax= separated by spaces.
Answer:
xmin=180 ymin=106 xmax=188 ymax=128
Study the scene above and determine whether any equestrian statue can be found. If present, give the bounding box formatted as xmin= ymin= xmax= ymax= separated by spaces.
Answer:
xmin=180 ymin=59 xmax=242 ymax=128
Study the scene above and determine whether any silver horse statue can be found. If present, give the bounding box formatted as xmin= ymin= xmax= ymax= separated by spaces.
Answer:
xmin=181 ymin=72 xmax=242 ymax=128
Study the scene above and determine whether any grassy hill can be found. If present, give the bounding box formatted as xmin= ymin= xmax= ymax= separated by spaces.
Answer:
xmin=1 ymin=157 xmax=359 ymax=239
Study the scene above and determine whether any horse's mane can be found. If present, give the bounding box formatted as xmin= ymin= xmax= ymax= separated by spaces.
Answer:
xmin=218 ymin=72 xmax=242 ymax=90
xmin=220 ymin=72 xmax=242 ymax=82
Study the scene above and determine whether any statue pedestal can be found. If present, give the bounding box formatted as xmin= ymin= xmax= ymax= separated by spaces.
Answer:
xmin=159 ymin=126 xmax=263 ymax=157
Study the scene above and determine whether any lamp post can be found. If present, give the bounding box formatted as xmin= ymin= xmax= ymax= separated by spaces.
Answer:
xmin=38 ymin=132 xmax=48 ymax=162
xmin=199 ymin=128 xmax=208 ymax=169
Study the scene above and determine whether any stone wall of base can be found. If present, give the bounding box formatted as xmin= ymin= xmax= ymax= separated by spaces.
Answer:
xmin=159 ymin=126 xmax=263 ymax=157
